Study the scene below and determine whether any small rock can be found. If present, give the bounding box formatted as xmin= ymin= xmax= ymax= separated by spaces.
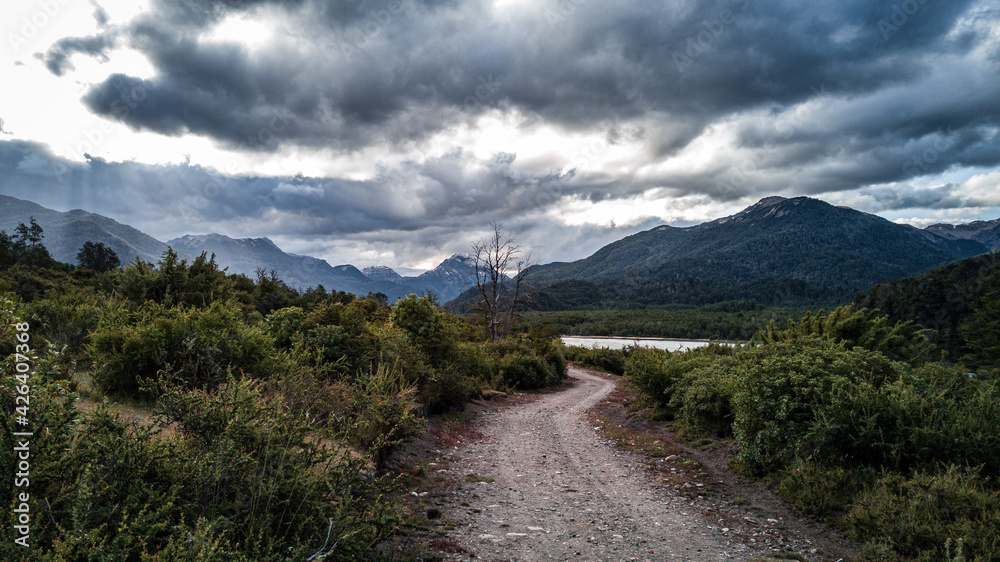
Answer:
xmin=426 ymin=508 xmax=441 ymax=519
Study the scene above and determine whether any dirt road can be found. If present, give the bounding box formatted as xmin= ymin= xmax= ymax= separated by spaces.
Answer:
xmin=439 ymin=367 xmax=741 ymax=561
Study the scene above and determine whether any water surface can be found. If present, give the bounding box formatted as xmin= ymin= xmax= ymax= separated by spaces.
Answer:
xmin=560 ymin=336 xmax=719 ymax=352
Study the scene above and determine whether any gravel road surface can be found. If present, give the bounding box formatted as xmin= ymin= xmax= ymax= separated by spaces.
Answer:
xmin=439 ymin=367 xmax=742 ymax=561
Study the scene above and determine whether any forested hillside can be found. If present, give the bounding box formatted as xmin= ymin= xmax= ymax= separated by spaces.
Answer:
xmin=856 ymin=251 xmax=1000 ymax=368
xmin=516 ymin=196 xmax=993 ymax=309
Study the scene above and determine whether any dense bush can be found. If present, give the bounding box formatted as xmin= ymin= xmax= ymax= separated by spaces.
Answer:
xmin=621 ymin=304 xmax=1000 ymax=559
xmin=114 ymin=249 xmax=231 ymax=308
xmin=343 ymin=363 xmax=425 ymax=469
xmin=733 ymin=338 xmax=900 ymax=475
xmin=757 ymin=305 xmax=931 ymax=366
xmin=484 ymin=334 xmax=567 ymax=389
xmin=563 ymin=345 xmax=629 ymax=375
xmin=674 ymin=352 xmax=739 ymax=436
xmin=845 ymin=467 xmax=1000 ymax=560
xmin=498 ymin=352 xmax=556 ymax=389
xmin=390 ymin=294 xmax=450 ymax=366
xmin=1 ymin=374 xmax=403 ymax=560
xmin=88 ymin=301 xmax=284 ymax=398
xmin=263 ymin=305 xmax=305 ymax=348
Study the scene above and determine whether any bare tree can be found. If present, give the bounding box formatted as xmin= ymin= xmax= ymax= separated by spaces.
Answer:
xmin=472 ymin=222 xmax=533 ymax=341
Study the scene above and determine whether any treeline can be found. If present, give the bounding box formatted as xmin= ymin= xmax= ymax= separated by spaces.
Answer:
xmin=856 ymin=251 xmax=1000 ymax=369
xmin=600 ymin=305 xmax=1000 ymax=560
xmin=0 ymin=227 xmax=567 ymax=559
xmin=447 ymin=274 xmax=856 ymax=313
xmin=520 ymin=303 xmax=811 ymax=341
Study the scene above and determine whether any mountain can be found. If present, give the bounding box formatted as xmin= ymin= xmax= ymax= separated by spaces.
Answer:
xmin=408 ymin=254 xmax=478 ymax=302
xmin=924 ymin=218 xmax=1000 ymax=252
xmin=167 ymin=233 xmax=411 ymax=298
xmin=474 ymin=196 xmax=995 ymax=310
xmin=0 ymin=194 xmax=169 ymax=265
xmin=363 ymin=255 xmax=478 ymax=302
xmin=0 ymin=195 xmax=477 ymax=301
xmin=169 ymin=236 xmax=478 ymax=301
xmin=363 ymin=265 xmax=405 ymax=284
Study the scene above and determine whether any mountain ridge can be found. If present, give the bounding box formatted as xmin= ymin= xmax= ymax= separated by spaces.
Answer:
xmin=4 ymin=193 xmax=997 ymax=308
xmin=452 ymin=196 xmax=998 ymax=310
xmin=0 ymin=195 xmax=476 ymax=301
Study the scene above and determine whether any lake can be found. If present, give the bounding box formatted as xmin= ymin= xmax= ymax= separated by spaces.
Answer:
xmin=560 ymin=336 xmax=723 ymax=352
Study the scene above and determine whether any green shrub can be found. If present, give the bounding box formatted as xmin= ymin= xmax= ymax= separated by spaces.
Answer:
xmin=732 ymin=338 xmax=899 ymax=475
xmin=805 ymin=363 xmax=1000 ymax=478
xmin=114 ymin=249 xmax=231 ymax=308
xmin=498 ymin=352 xmax=557 ymax=389
xmin=624 ymin=347 xmax=676 ymax=407
xmin=1 ymin=374 xmax=404 ymax=560
xmin=262 ymin=305 xmax=305 ymax=348
xmin=391 ymin=294 xmax=450 ymax=366
xmin=777 ymin=460 xmax=874 ymax=518
xmin=479 ymin=335 xmax=564 ymax=390
xmin=845 ymin=467 xmax=1000 ymax=560
xmin=545 ymin=345 xmax=569 ymax=379
xmin=344 ymin=362 xmax=425 ymax=469
xmin=22 ymin=288 xmax=108 ymax=360
xmin=422 ymin=366 xmax=478 ymax=414
xmin=675 ymin=356 xmax=739 ymax=435
xmin=758 ymin=306 xmax=931 ymax=366
xmin=88 ymin=300 xmax=284 ymax=398
xmin=566 ymin=346 xmax=628 ymax=375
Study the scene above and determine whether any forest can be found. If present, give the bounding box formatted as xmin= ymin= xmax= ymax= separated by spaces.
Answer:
xmin=0 ymin=222 xmax=567 ymax=560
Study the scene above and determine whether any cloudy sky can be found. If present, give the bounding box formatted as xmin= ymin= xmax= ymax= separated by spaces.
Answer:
xmin=1 ymin=0 xmax=999 ymax=270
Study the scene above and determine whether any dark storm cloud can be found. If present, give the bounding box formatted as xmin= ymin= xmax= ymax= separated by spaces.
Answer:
xmin=61 ymin=0 xmax=998 ymax=194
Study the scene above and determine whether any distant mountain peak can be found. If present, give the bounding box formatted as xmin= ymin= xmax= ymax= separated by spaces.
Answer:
xmin=363 ymin=265 xmax=404 ymax=283
xmin=754 ymin=195 xmax=788 ymax=207
xmin=712 ymin=195 xmax=799 ymax=225
xmin=443 ymin=253 xmax=474 ymax=264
